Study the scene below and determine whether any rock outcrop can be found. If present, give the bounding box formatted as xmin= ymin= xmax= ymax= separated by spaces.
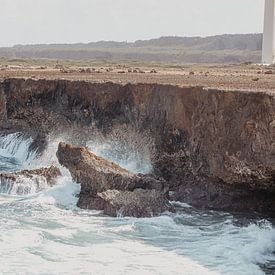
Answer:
xmin=0 ymin=166 xmax=61 ymax=195
xmin=1 ymin=78 xmax=275 ymax=215
xmin=56 ymin=142 xmax=169 ymax=217
xmin=76 ymin=189 xmax=171 ymax=218
xmin=56 ymin=142 xmax=166 ymax=194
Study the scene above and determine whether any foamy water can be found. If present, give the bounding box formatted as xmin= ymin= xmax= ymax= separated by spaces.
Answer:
xmin=0 ymin=132 xmax=274 ymax=275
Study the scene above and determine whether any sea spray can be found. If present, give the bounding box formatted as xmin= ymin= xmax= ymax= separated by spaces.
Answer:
xmin=0 ymin=133 xmax=37 ymax=170
xmin=86 ymin=125 xmax=155 ymax=174
xmin=0 ymin=174 xmax=48 ymax=195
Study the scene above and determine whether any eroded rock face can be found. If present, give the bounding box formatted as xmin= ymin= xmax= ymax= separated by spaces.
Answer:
xmin=0 ymin=166 xmax=61 ymax=195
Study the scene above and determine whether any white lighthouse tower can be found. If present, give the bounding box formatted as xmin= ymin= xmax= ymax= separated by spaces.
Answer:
xmin=262 ymin=0 xmax=275 ymax=64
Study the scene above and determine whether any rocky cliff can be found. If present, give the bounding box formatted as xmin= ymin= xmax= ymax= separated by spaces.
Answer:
xmin=0 ymin=78 xmax=274 ymax=214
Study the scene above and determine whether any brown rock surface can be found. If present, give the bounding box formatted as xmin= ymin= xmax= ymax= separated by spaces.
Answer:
xmin=56 ymin=142 xmax=165 ymax=195
xmin=56 ymin=142 xmax=167 ymax=215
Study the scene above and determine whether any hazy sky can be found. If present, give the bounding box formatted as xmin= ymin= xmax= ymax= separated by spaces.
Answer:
xmin=0 ymin=0 xmax=264 ymax=47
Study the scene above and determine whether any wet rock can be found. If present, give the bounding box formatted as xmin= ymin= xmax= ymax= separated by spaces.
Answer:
xmin=83 ymin=189 xmax=171 ymax=218
xmin=172 ymin=179 xmax=275 ymax=216
xmin=57 ymin=142 xmax=137 ymax=195
xmin=0 ymin=166 xmax=61 ymax=195
xmin=56 ymin=142 xmax=166 ymax=195
xmin=56 ymin=142 xmax=169 ymax=216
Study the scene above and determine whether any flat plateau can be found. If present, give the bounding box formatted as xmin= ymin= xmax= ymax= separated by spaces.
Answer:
xmin=0 ymin=63 xmax=274 ymax=92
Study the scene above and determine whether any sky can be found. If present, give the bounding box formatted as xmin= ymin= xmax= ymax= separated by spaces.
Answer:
xmin=0 ymin=0 xmax=264 ymax=47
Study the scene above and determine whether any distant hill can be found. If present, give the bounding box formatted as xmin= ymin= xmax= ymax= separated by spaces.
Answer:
xmin=0 ymin=34 xmax=262 ymax=64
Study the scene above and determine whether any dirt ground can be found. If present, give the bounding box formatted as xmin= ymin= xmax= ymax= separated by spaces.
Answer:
xmin=0 ymin=62 xmax=274 ymax=92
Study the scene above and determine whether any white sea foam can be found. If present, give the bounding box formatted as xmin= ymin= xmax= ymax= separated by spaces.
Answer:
xmin=0 ymin=133 xmax=36 ymax=164
xmin=0 ymin=180 xmax=218 ymax=275
xmin=33 ymin=176 xmax=80 ymax=208
xmin=0 ymin=174 xmax=48 ymax=195
xmin=170 ymin=200 xmax=192 ymax=208
xmin=0 ymin=229 xmax=218 ymax=275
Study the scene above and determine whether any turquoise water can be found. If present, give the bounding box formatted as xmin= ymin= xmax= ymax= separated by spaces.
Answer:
xmin=0 ymin=133 xmax=274 ymax=275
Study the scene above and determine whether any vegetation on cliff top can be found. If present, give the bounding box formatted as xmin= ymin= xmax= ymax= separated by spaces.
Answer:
xmin=0 ymin=34 xmax=262 ymax=64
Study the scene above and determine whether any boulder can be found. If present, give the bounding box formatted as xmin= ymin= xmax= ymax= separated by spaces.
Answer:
xmin=0 ymin=166 xmax=61 ymax=195
xmin=56 ymin=142 xmax=166 ymax=196
xmin=56 ymin=142 xmax=170 ymax=217
xmin=81 ymin=189 xmax=171 ymax=218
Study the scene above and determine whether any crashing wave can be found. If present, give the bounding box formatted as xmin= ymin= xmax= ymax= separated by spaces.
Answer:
xmin=0 ymin=174 xmax=48 ymax=195
xmin=0 ymin=132 xmax=37 ymax=170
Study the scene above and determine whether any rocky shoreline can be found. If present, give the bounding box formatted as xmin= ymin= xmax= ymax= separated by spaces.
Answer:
xmin=0 ymin=78 xmax=275 ymax=217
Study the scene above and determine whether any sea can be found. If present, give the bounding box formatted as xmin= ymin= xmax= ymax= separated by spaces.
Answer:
xmin=0 ymin=132 xmax=274 ymax=275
